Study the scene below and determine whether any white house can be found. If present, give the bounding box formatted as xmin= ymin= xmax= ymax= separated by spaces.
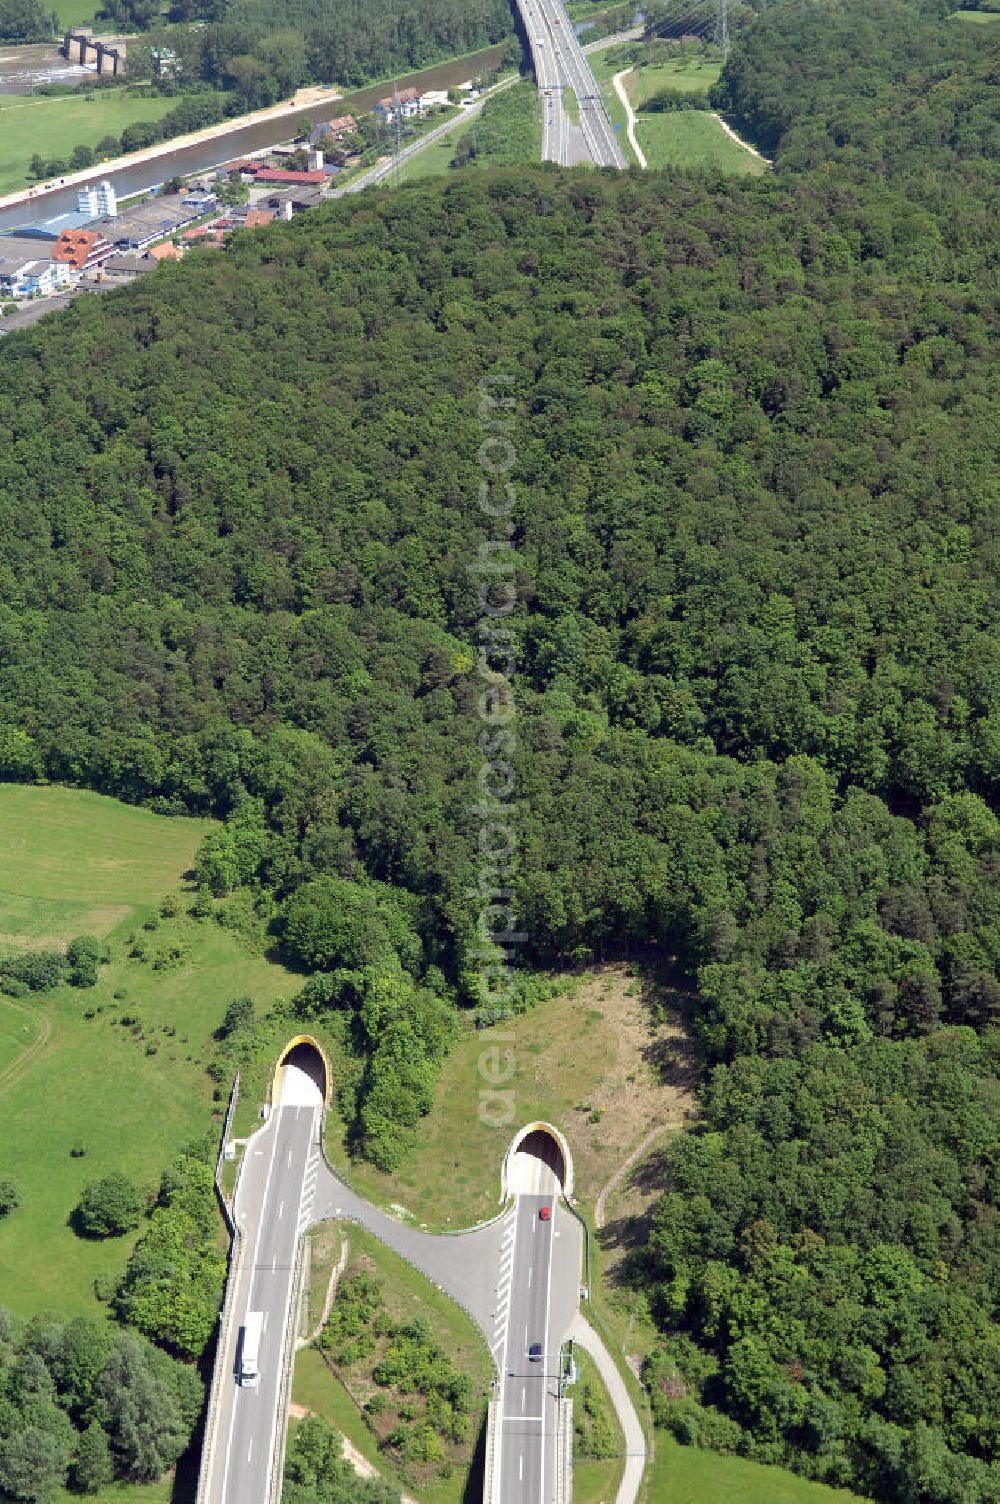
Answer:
xmin=0 ymin=237 xmax=71 ymax=300
xmin=374 ymin=86 xmax=421 ymax=124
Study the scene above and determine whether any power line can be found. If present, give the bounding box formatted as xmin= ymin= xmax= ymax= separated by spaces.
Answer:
xmin=714 ymin=0 xmax=731 ymax=56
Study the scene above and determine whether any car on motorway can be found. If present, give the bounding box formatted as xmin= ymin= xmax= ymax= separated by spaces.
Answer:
xmin=529 ymin=1343 xmax=543 ymax=1361
xmin=539 ymin=1205 xmax=551 ymax=1221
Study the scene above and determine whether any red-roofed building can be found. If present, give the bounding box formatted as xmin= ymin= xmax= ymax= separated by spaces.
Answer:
xmin=252 ymin=168 xmax=327 ymax=185
xmin=147 ymin=241 xmax=182 ymax=261
xmin=312 ymin=115 xmax=357 ymax=141
xmin=181 ymin=225 xmax=226 ymax=244
xmin=50 ymin=227 xmax=115 ymax=273
xmin=243 ymin=208 xmax=276 ymax=228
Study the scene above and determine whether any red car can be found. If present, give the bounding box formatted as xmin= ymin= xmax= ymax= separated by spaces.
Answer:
xmin=539 ymin=1205 xmax=552 ymax=1221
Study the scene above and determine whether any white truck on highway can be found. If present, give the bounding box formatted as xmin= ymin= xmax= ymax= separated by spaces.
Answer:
xmin=240 ymin=1310 xmax=263 ymax=1388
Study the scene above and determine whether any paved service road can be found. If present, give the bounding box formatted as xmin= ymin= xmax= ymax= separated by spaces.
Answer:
xmin=207 ymin=1064 xmax=322 ymax=1504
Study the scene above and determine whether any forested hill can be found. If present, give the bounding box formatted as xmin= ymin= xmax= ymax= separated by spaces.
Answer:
xmin=1 ymin=0 xmax=999 ymax=1496
xmin=2 ymin=163 xmax=998 ymax=1000
xmin=716 ymin=0 xmax=1000 ymax=179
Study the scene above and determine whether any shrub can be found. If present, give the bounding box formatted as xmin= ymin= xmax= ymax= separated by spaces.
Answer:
xmin=0 ymin=1177 xmax=19 ymax=1215
xmin=68 ymin=934 xmax=103 ymax=988
xmin=2 ymin=948 xmax=68 ymax=991
xmin=73 ymin=1174 xmax=146 ymax=1238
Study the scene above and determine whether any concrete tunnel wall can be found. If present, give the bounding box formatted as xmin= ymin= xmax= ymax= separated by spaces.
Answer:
xmin=500 ymin=1120 xmax=574 ymax=1201
xmin=271 ymin=1034 xmax=331 ymax=1106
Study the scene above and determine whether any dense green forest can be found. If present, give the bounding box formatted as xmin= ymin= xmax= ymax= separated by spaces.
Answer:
xmin=0 ymin=1305 xmax=203 ymax=1495
xmin=0 ymin=0 xmax=50 ymax=43
xmin=2 ymin=0 xmax=999 ymax=1496
xmin=118 ymin=0 xmax=515 ymax=103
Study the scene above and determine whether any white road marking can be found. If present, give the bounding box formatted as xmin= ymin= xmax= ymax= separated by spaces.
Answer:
xmin=528 ymin=1267 xmax=532 ymax=1287
xmin=219 ymin=1108 xmax=283 ymax=1504
xmin=521 ymin=1387 xmax=526 ymax=1412
xmin=519 ymin=1456 xmax=523 ymax=1482
xmin=539 ymin=1202 xmax=555 ymax=1500
xmin=247 ymin=1438 xmax=253 ymax=1464
xmin=278 ymin=1201 xmax=284 ymax=1221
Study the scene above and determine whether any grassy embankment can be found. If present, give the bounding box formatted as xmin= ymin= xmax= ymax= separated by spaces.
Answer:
xmin=0 ymin=783 xmax=301 ymax=1318
xmin=0 ymin=91 xmax=188 ymax=197
xmin=293 ymin=1221 xmax=494 ymax=1504
xmin=328 ymin=962 xmax=697 ymax=1229
xmin=650 ymin=1440 xmax=869 ymax=1503
xmin=572 ymin=1350 xmax=626 ymax=1504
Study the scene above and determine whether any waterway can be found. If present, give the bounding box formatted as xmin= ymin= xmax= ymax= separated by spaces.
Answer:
xmin=0 ymin=45 xmax=505 ymax=231
xmin=0 ymin=41 xmax=90 ymax=93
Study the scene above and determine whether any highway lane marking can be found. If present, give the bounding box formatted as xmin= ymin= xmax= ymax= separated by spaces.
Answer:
xmin=278 ymin=1200 xmax=284 ymax=1220
xmin=259 ymin=1111 xmax=321 ymax=1498
xmin=219 ymin=1107 xmax=284 ymax=1504
xmin=247 ymin=1437 xmax=253 ymax=1464
xmin=521 ymin=1387 xmax=526 ymax=1412
xmin=528 ymin=1267 xmax=532 ymax=1287
xmin=519 ymin=1455 xmax=523 ymax=1482
xmin=539 ymin=1199 xmax=555 ymax=1504
xmin=493 ymin=1204 xmax=521 ymax=1501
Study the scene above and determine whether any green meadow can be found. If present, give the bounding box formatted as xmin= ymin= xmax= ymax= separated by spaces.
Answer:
xmin=650 ymin=1438 xmax=869 ymax=1504
xmin=0 ymin=784 xmax=300 ymax=1318
xmin=0 ymin=90 xmax=187 ymax=197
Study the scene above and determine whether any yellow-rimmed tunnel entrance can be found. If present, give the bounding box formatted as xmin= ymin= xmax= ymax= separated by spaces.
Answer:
xmin=272 ymin=1034 xmax=331 ymax=1107
xmin=501 ymin=1120 xmax=574 ymax=1200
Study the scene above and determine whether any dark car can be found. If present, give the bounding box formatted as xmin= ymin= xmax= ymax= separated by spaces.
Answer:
xmin=529 ymin=1343 xmax=543 ymax=1362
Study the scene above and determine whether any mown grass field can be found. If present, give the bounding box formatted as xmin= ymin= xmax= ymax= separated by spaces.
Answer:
xmin=294 ymin=1221 xmax=493 ymax=1504
xmin=0 ymin=785 xmax=301 ymax=1318
xmin=0 ymin=990 xmax=42 ymax=1078
xmin=635 ymin=110 xmax=767 ymax=173
xmin=0 ymin=784 xmax=211 ymax=948
xmin=626 ymin=56 xmax=721 ymax=105
xmin=950 ymin=7 xmax=1000 ymax=19
xmin=51 ymin=0 xmax=100 ymax=26
xmin=592 ymin=49 xmax=762 ymax=174
xmin=650 ymin=1439 xmax=868 ymax=1504
xmin=399 ymin=126 xmax=467 ymax=181
xmin=0 ymin=90 xmax=186 ymax=197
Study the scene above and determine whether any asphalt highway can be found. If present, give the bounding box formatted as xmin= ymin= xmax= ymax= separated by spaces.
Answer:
xmin=522 ymin=0 xmax=626 ymax=168
xmin=499 ymin=1190 xmax=557 ymax=1504
xmin=210 ymin=1065 xmax=322 ymax=1504
xmin=204 ymin=1077 xmax=584 ymax=1504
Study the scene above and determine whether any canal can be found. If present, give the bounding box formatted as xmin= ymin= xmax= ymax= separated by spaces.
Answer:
xmin=0 ymin=46 xmax=506 ymax=231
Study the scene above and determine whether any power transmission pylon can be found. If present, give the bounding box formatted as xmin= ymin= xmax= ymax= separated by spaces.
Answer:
xmin=714 ymin=0 xmax=730 ymax=57
xmin=391 ymin=79 xmax=403 ymax=184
